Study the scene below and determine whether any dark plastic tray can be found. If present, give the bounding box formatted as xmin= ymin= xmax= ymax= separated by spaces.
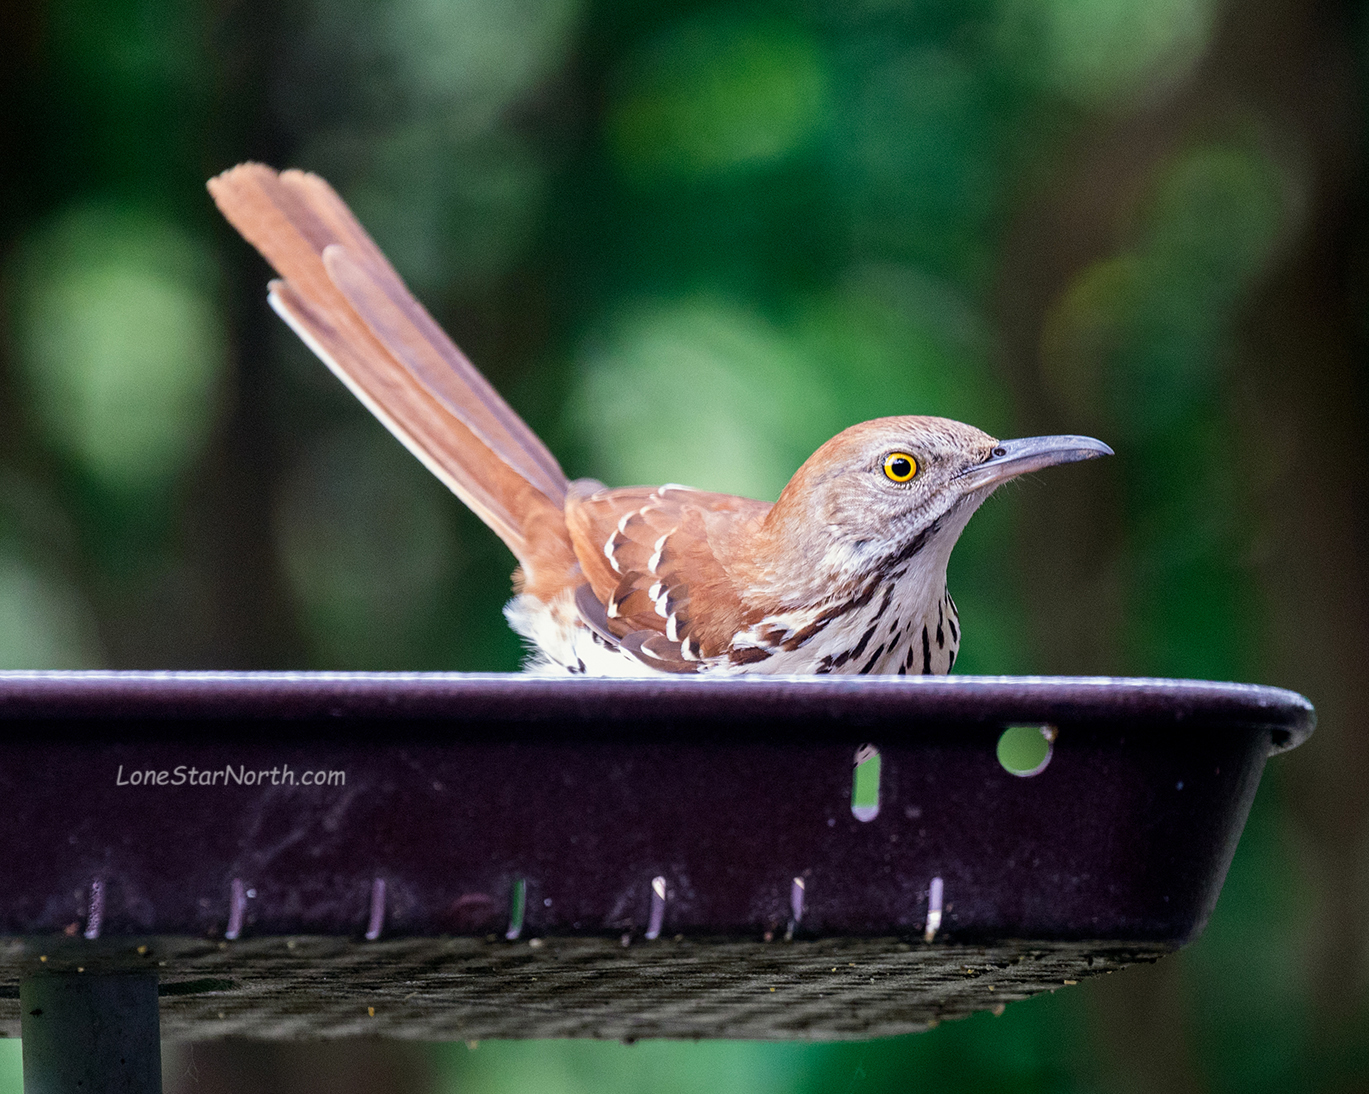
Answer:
xmin=0 ymin=672 xmax=1313 ymax=1040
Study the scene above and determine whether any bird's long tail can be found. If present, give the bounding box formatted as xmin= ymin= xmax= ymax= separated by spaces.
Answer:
xmin=208 ymin=163 xmax=577 ymax=598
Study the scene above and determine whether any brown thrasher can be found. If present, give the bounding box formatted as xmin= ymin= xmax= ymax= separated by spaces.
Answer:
xmin=209 ymin=164 xmax=1110 ymax=676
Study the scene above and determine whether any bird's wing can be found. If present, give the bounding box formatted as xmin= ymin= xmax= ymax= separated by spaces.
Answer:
xmin=208 ymin=163 xmax=577 ymax=597
xmin=565 ymin=482 xmax=770 ymax=672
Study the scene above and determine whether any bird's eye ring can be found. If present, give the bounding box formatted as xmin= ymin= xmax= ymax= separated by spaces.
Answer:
xmin=882 ymin=452 xmax=918 ymax=483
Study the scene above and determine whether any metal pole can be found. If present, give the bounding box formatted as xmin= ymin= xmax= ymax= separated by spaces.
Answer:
xmin=21 ymin=974 xmax=161 ymax=1094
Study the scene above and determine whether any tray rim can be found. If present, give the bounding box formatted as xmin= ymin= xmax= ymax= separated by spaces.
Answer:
xmin=0 ymin=671 xmax=1314 ymax=753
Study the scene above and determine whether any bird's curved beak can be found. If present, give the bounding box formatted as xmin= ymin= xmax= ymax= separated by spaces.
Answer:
xmin=954 ymin=435 xmax=1113 ymax=491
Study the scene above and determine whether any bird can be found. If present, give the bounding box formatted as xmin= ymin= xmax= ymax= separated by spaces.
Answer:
xmin=208 ymin=163 xmax=1111 ymax=677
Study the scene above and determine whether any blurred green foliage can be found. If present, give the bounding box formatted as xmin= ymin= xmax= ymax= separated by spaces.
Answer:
xmin=1 ymin=0 xmax=1365 ymax=1088
xmin=609 ymin=17 xmax=831 ymax=180
xmin=7 ymin=206 xmax=227 ymax=494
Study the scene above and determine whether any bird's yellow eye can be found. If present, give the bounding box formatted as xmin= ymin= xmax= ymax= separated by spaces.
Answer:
xmin=883 ymin=452 xmax=918 ymax=482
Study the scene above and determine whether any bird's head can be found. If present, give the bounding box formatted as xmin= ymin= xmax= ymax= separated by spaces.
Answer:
xmin=766 ymin=415 xmax=1112 ymax=576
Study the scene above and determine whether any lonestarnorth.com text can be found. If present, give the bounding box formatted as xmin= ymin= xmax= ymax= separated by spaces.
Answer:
xmin=114 ymin=764 xmax=345 ymax=787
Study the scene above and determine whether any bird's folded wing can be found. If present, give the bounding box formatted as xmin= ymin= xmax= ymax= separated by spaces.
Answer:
xmin=565 ymin=483 xmax=769 ymax=670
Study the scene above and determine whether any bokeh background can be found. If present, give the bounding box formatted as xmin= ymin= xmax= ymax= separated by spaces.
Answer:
xmin=1 ymin=0 xmax=1366 ymax=1088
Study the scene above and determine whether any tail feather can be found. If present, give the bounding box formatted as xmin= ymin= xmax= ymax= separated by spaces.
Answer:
xmin=265 ymin=279 xmax=533 ymax=556
xmin=321 ymin=243 xmax=566 ymax=501
xmin=208 ymin=162 xmax=576 ymax=595
xmin=284 ymin=168 xmax=567 ymax=496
